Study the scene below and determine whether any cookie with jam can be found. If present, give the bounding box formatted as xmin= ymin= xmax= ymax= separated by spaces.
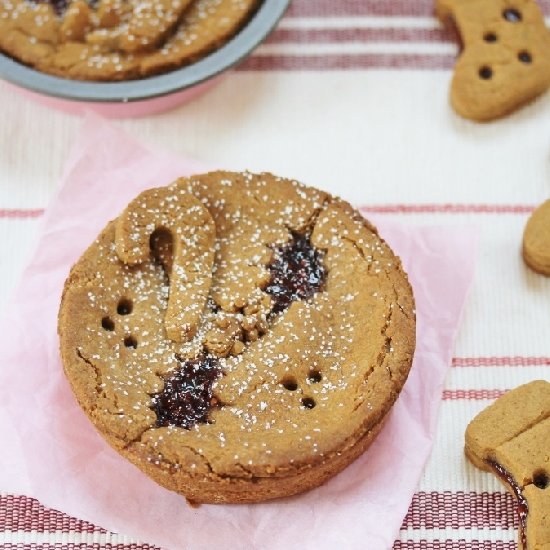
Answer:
xmin=0 ymin=0 xmax=259 ymax=80
xmin=58 ymin=171 xmax=416 ymax=503
xmin=465 ymin=380 xmax=550 ymax=550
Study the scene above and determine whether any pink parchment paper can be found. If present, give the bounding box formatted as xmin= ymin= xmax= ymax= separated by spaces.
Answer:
xmin=0 ymin=115 xmax=478 ymax=550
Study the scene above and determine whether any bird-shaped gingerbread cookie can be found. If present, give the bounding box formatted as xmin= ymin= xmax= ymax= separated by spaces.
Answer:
xmin=436 ymin=0 xmax=550 ymax=121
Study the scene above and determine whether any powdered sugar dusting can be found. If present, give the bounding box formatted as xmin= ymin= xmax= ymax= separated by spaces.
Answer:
xmin=61 ymin=171 xmax=415 ymax=488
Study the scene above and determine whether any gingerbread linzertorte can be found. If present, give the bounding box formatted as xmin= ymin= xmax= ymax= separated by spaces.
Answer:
xmin=0 ymin=0 xmax=259 ymax=81
xmin=58 ymin=171 xmax=416 ymax=504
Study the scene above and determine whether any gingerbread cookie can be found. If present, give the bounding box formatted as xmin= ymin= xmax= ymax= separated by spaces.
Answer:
xmin=523 ymin=199 xmax=550 ymax=276
xmin=436 ymin=0 xmax=550 ymax=121
xmin=58 ymin=171 xmax=416 ymax=504
xmin=0 ymin=0 xmax=259 ymax=81
xmin=465 ymin=380 xmax=550 ymax=549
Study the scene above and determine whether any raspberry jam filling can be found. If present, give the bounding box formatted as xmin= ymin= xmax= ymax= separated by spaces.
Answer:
xmin=265 ymin=231 xmax=326 ymax=314
xmin=151 ymin=355 xmax=221 ymax=429
xmin=150 ymin=232 xmax=325 ymax=427
xmin=487 ymin=459 xmax=528 ymax=549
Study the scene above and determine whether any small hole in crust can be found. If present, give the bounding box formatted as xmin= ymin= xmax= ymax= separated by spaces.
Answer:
xmin=281 ymin=376 xmax=298 ymax=391
xmin=117 ymin=298 xmax=133 ymax=316
xmin=479 ymin=66 xmax=493 ymax=80
xmin=101 ymin=316 xmax=115 ymax=331
xmin=483 ymin=32 xmax=498 ymax=43
xmin=503 ymin=8 xmax=522 ymax=22
xmin=307 ymin=370 xmax=322 ymax=384
xmin=301 ymin=397 xmax=316 ymax=409
xmin=533 ymin=471 xmax=548 ymax=489
xmin=124 ymin=335 xmax=138 ymax=349
xmin=518 ymin=51 xmax=532 ymax=64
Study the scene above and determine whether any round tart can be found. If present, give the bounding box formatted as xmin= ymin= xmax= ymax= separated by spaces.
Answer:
xmin=0 ymin=0 xmax=259 ymax=81
xmin=58 ymin=171 xmax=416 ymax=504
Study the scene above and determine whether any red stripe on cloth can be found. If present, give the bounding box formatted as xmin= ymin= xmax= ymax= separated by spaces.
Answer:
xmin=286 ymin=0 xmax=454 ymax=16
xmin=443 ymin=389 xmax=507 ymax=400
xmin=400 ymin=491 xmax=517 ymax=530
xmin=358 ymin=204 xmax=535 ymax=214
xmin=285 ymin=0 xmax=550 ymax=17
xmin=0 ymin=492 xmax=519 ymax=548
xmin=0 ymin=545 xmax=160 ymax=550
xmin=393 ymin=542 xmax=517 ymax=550
xmin=453 ymin=356 xmax=550 ymax=367
xmin=267 ymin=27 xmax=452 ymax=44
xmin=238 ymin=53 xmax=454 ymax=70
xmin=0 ymin=209 xmax=44 ymax=219
xmin=0 ymin=492 xmax=517 ymax=539
xmin=0 ymin=495 xmax=106 ymax=534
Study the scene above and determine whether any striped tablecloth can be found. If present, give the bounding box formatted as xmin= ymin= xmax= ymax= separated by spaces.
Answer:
xmin=1 ymin=0 xmax=549 ymax=548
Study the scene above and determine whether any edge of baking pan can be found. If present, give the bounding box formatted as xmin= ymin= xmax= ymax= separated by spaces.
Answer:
xmin=0 ymin=0 xmax=290 ymax=103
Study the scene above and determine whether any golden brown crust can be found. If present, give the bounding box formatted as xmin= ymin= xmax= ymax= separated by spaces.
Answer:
xmin=58 ymin=171 xmax=416 ymax=503
xmin=464 ymin=381 xmax=550 ymax=550
xmin=0 ymin=0 xmax=259 ymax=81
xmin=436 ymin=0 xmax=550 ymax=121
